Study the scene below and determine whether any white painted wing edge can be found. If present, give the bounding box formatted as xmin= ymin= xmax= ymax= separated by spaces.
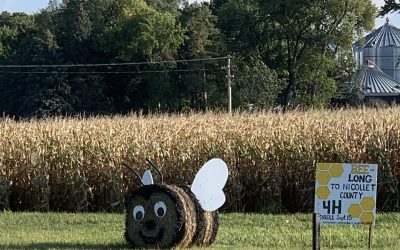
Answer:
xmin=191 ymin=158 xmax=229 ymax=211
xmin=142 ymin=170 xmax=154 ymax=185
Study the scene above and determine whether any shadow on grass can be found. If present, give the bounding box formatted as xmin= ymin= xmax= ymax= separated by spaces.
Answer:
xmin=0 ymin=242 xmax=128 ymax=249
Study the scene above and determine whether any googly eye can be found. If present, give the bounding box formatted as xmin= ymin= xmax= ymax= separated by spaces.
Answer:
xmin=133 ymin=205 xmax=145 ymax=221
xmin=154 ymin=201 xmax=167 ymax=218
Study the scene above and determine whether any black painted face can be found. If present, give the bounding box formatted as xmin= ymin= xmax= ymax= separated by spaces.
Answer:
xmin=125 ymin=185 xmax=183 ymax=248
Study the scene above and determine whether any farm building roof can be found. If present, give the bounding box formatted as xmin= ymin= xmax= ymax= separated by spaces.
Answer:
xmin=352 ymin=61 xmax=400 ymax=97
xmin=353 ymin=19 xmax=400 ymax=48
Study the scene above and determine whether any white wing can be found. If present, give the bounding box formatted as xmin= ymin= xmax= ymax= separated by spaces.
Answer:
xmin=191 ymin=158 xmax=228 ymax=212
xmin=142 ymin=170 xmax=154 ymax=185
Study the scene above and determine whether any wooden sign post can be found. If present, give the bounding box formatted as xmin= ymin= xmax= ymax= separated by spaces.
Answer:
xmin=312 ymin=212 xmax=320 ymax=250
xmin=314 ymin=163 xmax=378 ymax=249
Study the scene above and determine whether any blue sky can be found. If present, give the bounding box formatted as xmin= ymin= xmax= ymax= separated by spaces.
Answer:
xmin=0 ymin=0 xmax=208 ymax=13
xmin=0 ymin=0 xmax=48 ymax=14
xmin=0 ymin=0 xmax=398 ymax=29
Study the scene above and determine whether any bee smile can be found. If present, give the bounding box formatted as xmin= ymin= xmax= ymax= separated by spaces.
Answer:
xmin=139 ymin=229 xmax=164 ymax=244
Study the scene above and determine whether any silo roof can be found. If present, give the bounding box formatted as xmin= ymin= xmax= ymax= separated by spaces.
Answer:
xmin=365 ymin=23 xmax=400 ymax=48
xmin=354 ymin=20 xmax=400 ymax=48
xmin=360 ymin=62 xmax=400 ymax=96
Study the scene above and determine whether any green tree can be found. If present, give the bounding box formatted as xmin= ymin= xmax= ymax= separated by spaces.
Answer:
xmin=294 ymin=54 xmax=337 ymax=107
xmin=178 ymin=2 xmax=224 ymax=110
xmin=259 ymin=0 xmax=376 ymax=108
xmin=0 ymin=13 xmax=37 ymax=116
xmin=0 ymin=2 xmax=113 ymax=118
xmin=0 ymin=12 xmax=35 ymax=62
xmin=216 ymin=0 xmax=262 ymax=57
xmin=57 ymin=0 xmax=93 ymax=62
xmin=97 ymin=0 xmax=184 ymax=61
xmin=180 ymin=3 xmax=220 ymax=58
xmin=1 ymin=31 xmax=74 ymax=117
xmin=235 ymin=58 xmax=284 ymax=109
xmin=215 ymin=0 xmax=376 ymax=108
xmin=94 ymin=0 xmax=185 ymax=112
xmin=379 ymin=0 xmax=400 ymax=15
xmin=145 ymin=0 xmax=180 ymax=15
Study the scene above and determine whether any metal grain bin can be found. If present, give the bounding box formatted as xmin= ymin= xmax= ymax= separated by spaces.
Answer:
xmin=351 ymin=61 xmax=400 ymax=97
xmin=353 ymin=19 xmax=400 ymax=83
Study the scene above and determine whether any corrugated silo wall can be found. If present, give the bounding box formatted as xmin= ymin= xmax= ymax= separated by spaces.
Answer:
xmin=364 ymin=46 xmax=400 ymax=83
xmin=378 ymin=47 xmax=395 ymax=80
xmin=354 ymin=47 xmax=363 ymax=67
xmin=363 ymin=47 xmax=377 ymax=66
xmin=395 ymin=47 xmax=400 ymax=83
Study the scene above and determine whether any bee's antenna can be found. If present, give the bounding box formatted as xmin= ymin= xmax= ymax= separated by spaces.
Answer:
xmin=146 ymin=158 xmax=164 ymax=184
xmin=123 ymin=163 xmax=144 ymax=185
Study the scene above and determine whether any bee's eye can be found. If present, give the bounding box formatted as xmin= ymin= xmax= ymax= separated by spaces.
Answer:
xmin=133 ymin=205 xmax=145 ymax=221
xmin=154 ymin=201 xmax=167 ymax=217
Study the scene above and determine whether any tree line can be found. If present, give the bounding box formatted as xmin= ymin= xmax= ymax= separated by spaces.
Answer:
xmin=0 ymin=0 xmax=381 ymax=117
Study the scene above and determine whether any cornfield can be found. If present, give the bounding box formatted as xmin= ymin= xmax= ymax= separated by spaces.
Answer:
xmin=0 ymin=108 xmax=399 ymax=213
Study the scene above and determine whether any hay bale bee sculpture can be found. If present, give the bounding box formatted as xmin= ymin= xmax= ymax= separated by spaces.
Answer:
xmin=124 ymin=158 xmax=228 ymax=248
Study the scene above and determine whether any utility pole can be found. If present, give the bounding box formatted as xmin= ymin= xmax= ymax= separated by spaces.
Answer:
xmin=203 ymin=62 xmax=208 ymax=112
xmin=227 ymin=55 xmax=232 ymax=115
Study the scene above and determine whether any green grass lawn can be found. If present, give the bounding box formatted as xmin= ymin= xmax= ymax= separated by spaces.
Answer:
xmin=0 ymin=212 xmax=399 ymax=249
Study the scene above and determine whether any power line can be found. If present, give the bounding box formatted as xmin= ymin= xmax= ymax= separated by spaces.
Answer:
xmin=0 ymin=56 xmax=228 ymax=69
xmin=0 ymin=68 xmax=224 ymax=75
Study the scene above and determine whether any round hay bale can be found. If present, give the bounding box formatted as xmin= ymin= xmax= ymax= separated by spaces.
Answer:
xmin=180 ymin=185 xmax=219 ymax=247
xmin=124 ymin=184 xmax=197 ymax=248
